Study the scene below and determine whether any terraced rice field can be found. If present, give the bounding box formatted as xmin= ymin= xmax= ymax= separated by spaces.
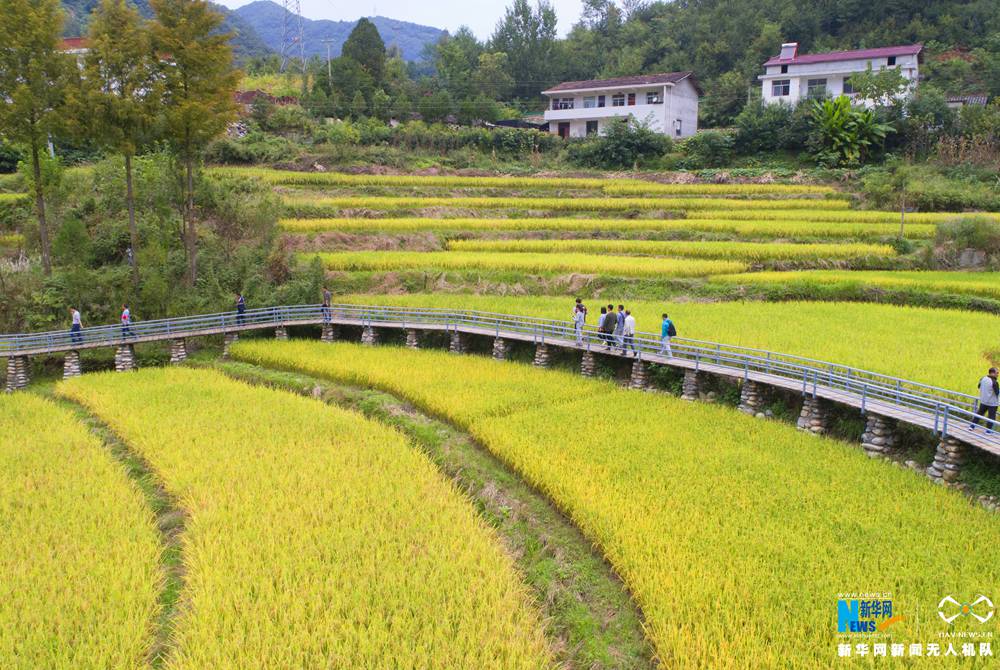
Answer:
xmin=447 ymin=239 xmax=897 ymax=262
xmin=231 ymin=340 xmax=1000 ymax=670
xmin=686 ymin=208 xmax=1000 ymax=224
xmin=0 ymin=394 xmax=160 ymax=669
xmin=312 ymin=250 xmax=748 ymax=278
xmin=58 ymin=368 xmax=552 ymax=669
xmin=279 ymin=216 xmax=937 ymax=239
xmin=336 ymin=293 xmax=1000 ymax=391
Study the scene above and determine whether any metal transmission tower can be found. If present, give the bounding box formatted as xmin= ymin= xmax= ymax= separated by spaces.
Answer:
xmin=279 ymin=0 xmax=306 ymax=74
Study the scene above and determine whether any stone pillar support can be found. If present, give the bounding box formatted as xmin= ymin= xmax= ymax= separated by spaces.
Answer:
xmin=861 ymin=414 xmax=899 ymax=459
xmin=449 ymin=330 xmax=465 ymax=355
xmin=927 ymin=436 xmax=968 ymax=484
xmin=114 ymin=344 xmax=136 ymax=372
xmin=5 ymin=355 xmax=30 ymax=391
xmin=63 ymin=351 xmax=82 ymax=379
xmin=321 ymin=324 xmax=338 ymax=343
xmin=533 ymin=343 xmax=550 ymax=368
xmin=361 ymin=326 xmax=378 ymax=346
xmin=629 ymin=359 xmax=649 ymax=390
xmin=405 ymin=329 xmax=420 ymax=349
xmin=738 ymin=380 xmax=767 ymax=417
xmin=169 ymin=339 xmax=188 ymax=364
xmin=681 ymin=369 xmax=704 ymax=401
xmin=492 ymin=337 xmax=509 ymax=361
xmin=797 ymin=395 xmax=830 ymax=434
xmin=580 ymin=350 xmax=596 ymax=377
xmin=223 ymin=332 xmax=239 ymax=358
xmin=275 ymin=326 xmax=289 ymax=340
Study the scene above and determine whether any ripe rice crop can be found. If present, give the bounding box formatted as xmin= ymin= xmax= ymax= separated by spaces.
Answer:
xmin=447 ymin=239 xmax=897 ymax=262
xmin=279 ymin=216 xmax=936 ymax=239
xmin=0 ymin=393 xmax=160 ymax=669
xmin=214 ymin=167 xmax=835 ymax=196
xmin=58 ymin=368 xmax=551 ymax=669
xmin=311 ymin=250 xmax=748 ymax=278
xmin=284 ymin=195 xmax=851 ymax=216
xmin=712 ymin=269 xmax=1000 ymax=301
xmin=335 ymin=293 xmax=1000 ymax=391
xmin=687 ymin=208 xmax=1000 ymax=224
xmin=232 ymin=340 xmax=1000 ymax=669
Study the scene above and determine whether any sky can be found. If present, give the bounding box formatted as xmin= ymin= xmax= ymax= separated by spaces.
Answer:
xmin=216 ymin=0 xmax=587 ymax=39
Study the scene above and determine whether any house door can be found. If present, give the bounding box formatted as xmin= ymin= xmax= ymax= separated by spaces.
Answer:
xmin=558 ymin=122 xmax=570 ymax=139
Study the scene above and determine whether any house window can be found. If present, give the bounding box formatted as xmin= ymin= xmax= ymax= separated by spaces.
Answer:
xmin=554 ymin=97 xmax=575 ymax=110
xmin=583 ymin=96 xmax=597 ymax=109
xmin=771 ymin=79 xmax=790 ymax=97
xmin=842 ymin=76 xmax=854 ymax=95
xmin=586 ymin=120 xmax=599 ymax=136
xmin=780 ymin=64 xmax=788 ymax=74
xmin=806 ymin=78 xmax=827 ymax=98
xmin=627 ymin=93 xmax=636 ymax=106
xmin=887 ymin=56 xmax=896 ymax=66
xmin=675 ymin=119 xmax=682 ymax=137
xmin=597 ymin=95 xmax=606 ymax=108
xmin=646 ymin=91 xmax=662 ymax=104
xmin=611 ymin=93 xmax=625 ymax=107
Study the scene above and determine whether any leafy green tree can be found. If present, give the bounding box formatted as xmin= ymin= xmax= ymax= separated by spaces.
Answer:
xmin=433 ymin=27 xmax=483 ymax=101
xmin=0 ymin=0 xmax=69 ymax=275
xmin=371 ymin=89 xmax=392 ymax=122
xmin=350 ymin=91 xmax=368 ymax=118
xmin=473 ymin=52 xmax=515 ymax=100
xmin=417 ymin=90 xmax=454 ymax=123
xmin=849 ymin=66 xmax=911 ymax=107
xmin=342 ymin=18 xmax=386 ymax=85
xmin=489 ymin=0 xmax=559 ymax=100
xmin=391 ymin=92 xmax=413 ymax=120
xmin=567 ymin=117 xmax=671 ymax=169
xmin=76 ymin=0 xmax=160 ymax=285
xmin=151 ymin=0 xmax=239 ymax=286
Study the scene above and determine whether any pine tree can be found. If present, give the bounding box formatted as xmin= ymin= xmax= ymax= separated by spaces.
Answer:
xmin=342 ymin=18 xmax=386 ymax=85
xmin=150 ymin=0 xmax=239 ymax=286
xmin=0 ymin=0 xmax=69 ymax=276
xmin=77 ymin=0 xmax=160 ymax=285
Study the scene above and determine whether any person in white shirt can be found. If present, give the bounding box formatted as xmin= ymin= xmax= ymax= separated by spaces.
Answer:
xmin=970 ymin=367 xmax=1000 ymax=434
xmin=572 ymin=298 xmax=587 ymax=344
xmin=621 ymin=310 xmax=637 ymax=356
xmin=69 ymin=307 xmax=83 ymax=345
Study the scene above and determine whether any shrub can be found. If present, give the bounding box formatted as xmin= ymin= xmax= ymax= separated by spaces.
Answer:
xmin=677 ymin=130 xmax=734 ymax=168
xmin=567 ymin=117 xmax=672 ymax=169
xmin=733 ymin=103 xmax=794 ymax=154
xmin=205 ymin=132 xmax=301 ymax=165
xmin=935 ymin=217 xmax=1000 ymax=255
xmin=809 ymin=96 xmax=894 ymax=167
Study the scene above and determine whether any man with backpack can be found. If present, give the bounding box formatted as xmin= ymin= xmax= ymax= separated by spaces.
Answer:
xmin=970 ymin=367 xmax=1000 ymax=434
xmin=660 ymin=313 xmax=676 ymax=357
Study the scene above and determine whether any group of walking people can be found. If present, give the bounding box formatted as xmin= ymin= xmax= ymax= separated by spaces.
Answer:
xmin=66 ymin=304 xmax=132 ymax=344
xmin=572 ymin=299 xmax=676 ymax=358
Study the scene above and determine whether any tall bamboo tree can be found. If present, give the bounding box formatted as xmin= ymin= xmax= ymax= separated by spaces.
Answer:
xmin=150 ymin=0 xmax=238 ymax=285
xmin=0 ymin=0 xmax=69 ymax=276
xmin=78 ymin=0 xmax=161 ymax=285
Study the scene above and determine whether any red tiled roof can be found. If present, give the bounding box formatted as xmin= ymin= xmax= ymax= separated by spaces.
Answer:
xmin=764 ymin=44 xmax=922 ymax=66
xmin=544 ymin=72 xmax=701 ymax=95
xmin=59 ymin=37 xmax=90 ymax=51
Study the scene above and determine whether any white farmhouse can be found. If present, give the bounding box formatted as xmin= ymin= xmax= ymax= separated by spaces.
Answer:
xmin=759 ymin=43 xmax=922 ymax=106
xmin=542 ymin=72 xmax=701 ymax=139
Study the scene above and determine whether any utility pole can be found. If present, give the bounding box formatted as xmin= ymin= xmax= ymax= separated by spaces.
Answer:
xmin=322 ymin=38 xmax=336 ymax=88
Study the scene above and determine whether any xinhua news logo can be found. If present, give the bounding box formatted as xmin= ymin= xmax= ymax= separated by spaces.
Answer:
xmin=838 ymin=598 xmax=900 ymax=634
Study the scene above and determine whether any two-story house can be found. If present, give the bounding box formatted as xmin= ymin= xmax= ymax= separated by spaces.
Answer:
xmin=542 ymin=72 xmax=701 ymax=139
xmin=759 ymin=43 xmax=922 ymax=106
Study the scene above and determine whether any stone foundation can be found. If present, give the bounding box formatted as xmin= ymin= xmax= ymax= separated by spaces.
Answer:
xmin=797 ymin=396 xmax=830 ymax=434
xmin=927 ymin=436 xmax=967 ymax=484
xmin=275 ymin=326 xmax=288 ymax=340
xmin=63 ymin=351 xmax=82 ymax=379
xmin=580 ymin=350 xmax=596 ymax=377
xmin=321 ymin=324 xmax=338 ymax=343
xmin=449 ymin=331 xmax=465 ymax=354
xmin=492 ymin=337 xmax=509 ymax=361
xmin=5 ymin=355 xmax=30 ymax=391
xmin=681 ymin=369 xmax=704 ymax=401
xmin=361 ymin=326 xmax=378 ymax=346
xmin=223 ymin=332 xmax=239 ymax=358
xmin=861 ymin=414 xmax=899 ymax=459
xmin=405 ymin=329 xmax=420 ymax=349
xmin=629 ymin=359 xmax=650 ymax=390
xmin=114 ymin=344 xmax=136 ymax=372
xmin=533 ymin=343 xmax=550 ymax=367
xmin=738 ymin=380 xmax=766 ymax=417
xmin=169 ymin=338 xmax=188 ymax=364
